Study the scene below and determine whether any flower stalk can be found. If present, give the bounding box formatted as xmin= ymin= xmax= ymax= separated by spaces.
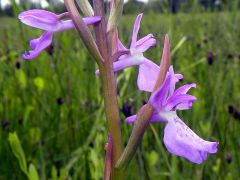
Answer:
xmin=93 ymin=0 xmax=124 ymax=179
xmin=76 ymin=0 xmax=94 ymax=16
xmin=64 ymin=0 xmax=103 ymax=66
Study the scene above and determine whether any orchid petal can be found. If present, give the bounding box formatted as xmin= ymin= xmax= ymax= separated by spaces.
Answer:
xmin=130 ymin=13 xmax=143 ymax=49
xmin=113 ymin=55 xmax=145 ymax=72
xmin=22 ymin=32 xmax=53 ymax=60
xmin=118 ymin=39 xmax=128 ymax=51
xmin=125 ymin=111 xmax=165 ymax=124
xmin=82 ymin=16 xmax=102 ymax=26
xmin=58 ymin=16 xmax=101 ymax=31
xmin=19 ymin=9 xmax=101 ymax=32
xmin=169 ymin=66 xmax=183 ymax=96
xmin=163 ymin=117 xmax=218 ymax=164
xmin=125 ymin=115 xmax=137 ymax=124
xmin=173 ymin=83 xmax=196 ymax=97
xmin=135 ymin=38 xmax=157 ymax=53
xmin=165 ymin=94 xmax=197 ymax=111
xmin=136 ymin=34 xmax=154 ymax=47
xmin=149 ymin=73 xmax=171 ymax=111
xmin=137 ymin=59 xmax=160 ymax=92
xmin=95 ymin=55 xmax=145 ymax=75
xmin=19 ymin=9 xmax=59 ymax=31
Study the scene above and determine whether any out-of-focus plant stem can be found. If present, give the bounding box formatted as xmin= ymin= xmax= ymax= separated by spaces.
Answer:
xmin=64 ymin=0 xmax=103 ymax=66
xmin=116 ymin=35 xmax=170 ymax=170
xmin=93 ymin=1 xmax=124 ymax=179
xmin=108 ymin=0 xmax=124 ymax=32
xmin=76 ymin=0 xmax=94 ymax=16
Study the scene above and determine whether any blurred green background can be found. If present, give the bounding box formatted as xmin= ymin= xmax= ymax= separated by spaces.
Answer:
xmin=0 ymin=0 xmax=240 ymax=179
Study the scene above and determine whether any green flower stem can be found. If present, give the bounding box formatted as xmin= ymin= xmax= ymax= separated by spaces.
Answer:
xmin=99 ymin=61 xmax=124 ymax=179
xmin=93 ymin=1 xmax=124 ymax=179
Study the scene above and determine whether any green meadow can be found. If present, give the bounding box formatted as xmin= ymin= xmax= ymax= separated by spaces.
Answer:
xmin=0 ymin=11 xmax=240 ymax=179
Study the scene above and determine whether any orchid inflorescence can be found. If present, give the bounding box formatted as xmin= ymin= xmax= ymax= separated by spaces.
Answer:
xmin=18 ymin=0 xmax=218 ymax=179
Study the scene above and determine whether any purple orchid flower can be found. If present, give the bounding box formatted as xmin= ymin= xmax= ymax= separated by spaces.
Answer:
xmin=126 ymin=66 xmax=218 ymax=164
xmin=96 ymin=14 xmax=159 ymax=91
xmin=19 ymin=9 xmax=101 ymax=60
xmin=113 ymin=13 xmax=156 ymax=70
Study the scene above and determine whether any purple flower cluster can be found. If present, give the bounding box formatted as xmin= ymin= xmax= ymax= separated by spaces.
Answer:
xmin=19 ymin=7 xmax=218 ymax=164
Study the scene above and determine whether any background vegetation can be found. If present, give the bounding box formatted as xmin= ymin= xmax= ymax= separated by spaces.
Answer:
xmin=0 ymin=0 xmax=240 ymax=179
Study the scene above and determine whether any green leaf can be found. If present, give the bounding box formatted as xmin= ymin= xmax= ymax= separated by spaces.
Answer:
xmin=50 ymin=166 xmax=58 ymax=180
xmin=33 ymin=77 xmax=45 ymax=91
xmin=59 ymin=168 xmax=68 ymax=180
xmin=16 ymin=70 xmax=27 ymax=89
xmin=28 ymin=164 xmax=39 ymax=180
xmin=8 ymin=132 xmax=28 ymax=175
xmin=212 ymin=158 xmax=221 ymax=175
xmin=146 ymin=151 xmax=158 ymax=167
xmin=23 ymin=105 xmax=34 ymax=126
xmin=29 ymin=128 xmax=41 ymax=145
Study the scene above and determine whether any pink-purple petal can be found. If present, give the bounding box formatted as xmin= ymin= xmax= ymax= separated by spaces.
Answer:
xmin=22 ymin=32 xmax=53 ymax=60
xmin=137 ymin=59 xmax=160 ymax=92
xmin=125 ymin=111 xmax=165 ymax=124
xmin=149 ymin=73 xmax=171 ymax=110
xmin=19 ymin=9 xmax=101 ymax=32
xmin=125 ymin=115 xmax=137 ymax=124
xmin=130 ymin=13 xmax=143 ymax=49
xmin=82 ymin=16 xmax=102 ymax=26
xmin=19 ymin=9 xmax=59 ymax=31
xmin=136 ymin=34 xmax=154 ymax=47
xmin=135 ymin=38 xmax=157 ymax=53
xmin=165 ymin=94 xmax=197 ymax=111
xmin=57 ymin=17 xmax=101 ymax=32
xmin=118 ymin=39 xmax=128 ymax=51
xmin=29 ymin=36 xmax=41 ymax=49
xmin=163 ymin=117 xmax=218 ymax=164
xmin=169 ymin=66 xmax=183 ymax=96
xmin=173 ymin=83 xmax=196 ymax=97
xmin=113 ymin=55 xmax=145 ymax=72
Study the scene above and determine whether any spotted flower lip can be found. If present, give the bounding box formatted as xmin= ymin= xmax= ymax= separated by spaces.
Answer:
xmin=19 ymin=9 xmax=101 ymax=60
xmin=126 ymin=66 xmax=218 ymax=164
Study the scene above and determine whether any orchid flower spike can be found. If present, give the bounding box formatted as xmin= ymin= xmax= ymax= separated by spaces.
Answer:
xmin=126 ymin=66 xmax=218 ymax=164
xmin=19 ymin=9 xmax=101 ymax=60
xmin=96 ymin=13 xmax=159 ymax=85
